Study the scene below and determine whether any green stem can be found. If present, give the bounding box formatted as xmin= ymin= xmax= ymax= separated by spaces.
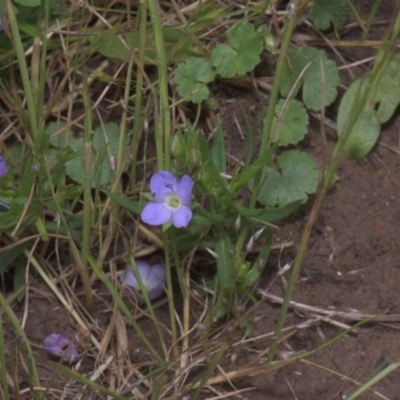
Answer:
xmin=5 ymin=0 xmax=38 ymax=140
xmin=361 ymin=0 xmax=381 ymax=41
xmin=0 ymin=292 xmax=40 ymax=398
xmin=117 ymin=53 xmax=134 ymax=174
xmin=254 ymin=0 xmax=272 ymax=28
xmin=147 ymin=0 xmax=171 ymax=170
xmin=81 ymin=71 xmax=93 ymax=312
xmin=234 ymin=0 xmax=298 ymax=267
xmin=131 ymin=2 xmax=147 ymax=185
xmin=0 ymin=314 xmax=10 ymax=400
xmin=163 ymin=230 xmax=178 ymax=359
xmin=43 ymin=155 xmax=93 ymax=311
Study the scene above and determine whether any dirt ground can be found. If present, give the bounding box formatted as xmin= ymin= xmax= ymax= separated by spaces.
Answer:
xmin=3 ymin=1 xmax=400 ymax=399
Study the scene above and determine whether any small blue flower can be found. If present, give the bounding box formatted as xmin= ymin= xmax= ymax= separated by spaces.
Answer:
xmin=141 ymin=170 xmax=194 ymax=228
xmin=119 ymin=261 xmax=166 ymax=304
xmin=43 ymin=333 xmax=81 ymax=362
xmin=0 ymin=156 xmax=8 ymax=178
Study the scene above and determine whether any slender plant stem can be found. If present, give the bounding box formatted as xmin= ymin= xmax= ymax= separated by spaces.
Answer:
xmin=43 ymin=155 xmax=93 ymax=311
xmin=131 ymin=1 xmax=148 ymax=185
xmin=5 ymin=0 xmax=38 ymax=140
xmin=254 ymin=0 xmax=272 ymax=27
xmin=117 ymin=54 xmax=134 ymax=174
xmin=87 ymin=256 xmax=164 ymax=363
xmin=0 ymin=292 xmax=40 ymax=398
xmin=23 ymin=248 xmax=100 ymax=350
xmin=81 ymin=71 xmax=94 ymax=312
xmin=147 ymin=0 xmax=171 ymax=170
xmin=361 ymin=0 xmax=381 ymax=41
xmin=163 ymin=230 xmax=179 ymax=359
xmin=234 ymin=1 xmax=298 ymax=268
xmin=127 ymin=257 xmax=168 ymax=358
xmin=0 ymin=314 xmax=10 ymax=400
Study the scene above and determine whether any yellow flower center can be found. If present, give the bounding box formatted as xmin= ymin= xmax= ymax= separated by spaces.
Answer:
xmin=167 ymin=195 xmax=180 ymax=209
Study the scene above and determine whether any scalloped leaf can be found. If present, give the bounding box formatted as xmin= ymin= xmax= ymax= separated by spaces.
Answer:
xmin=255 ymin=150 xmax=319 ymax=207
xmin=310 ymin=0 xmax=347 ymax=30
xmin=210 ymin=21 xmax=263 ymax=78
xmin=65 ymin=122 xmax=127 ymax=187
xmin=271 ymin=99 xmax=309 ymax=146
xmin=173 ymin=56 xmax=215 ymax=103
xmin=280 ymin=47 xmax=340 ymax=111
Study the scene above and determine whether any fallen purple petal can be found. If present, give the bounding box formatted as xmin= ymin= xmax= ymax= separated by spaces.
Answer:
xmin=44 ymin=333 xmax=81 ymax=362
xmin=0 ymin=156 xmax=8 ymax=178
xmin=119 ymin=261 xmax=166 ymax=305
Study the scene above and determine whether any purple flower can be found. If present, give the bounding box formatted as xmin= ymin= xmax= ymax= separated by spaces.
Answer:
xmin=43 ymin=333 xmax=81 ymax=362
xmin=141 ymin=171 xmax=194 ymax=228
xmin=119 ymin=261 xmax=166 ymax=305
xmin=0 ymin=156 xmax=8 ymax=178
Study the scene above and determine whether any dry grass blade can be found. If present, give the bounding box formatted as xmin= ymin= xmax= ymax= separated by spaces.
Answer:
xmin=259 ymin=290 xmax=400 ymax=323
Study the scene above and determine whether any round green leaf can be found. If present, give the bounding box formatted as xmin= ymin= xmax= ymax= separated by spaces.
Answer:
xmin=256 ymin=150 xmax=319 ymax=207
xmin=271 ymin=99 xmax=309 ymax=146
xmin=173 ymin=56 xmax=215 ymax=103
xmin=210 ymin=21 xmax=263 ymax=78
xmin=337 ymin=78 xmax=380 ymax=161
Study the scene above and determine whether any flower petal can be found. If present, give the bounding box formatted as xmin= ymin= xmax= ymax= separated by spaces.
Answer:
xmin=120 ymin=261 xmax=166 ymax=304
xmin=141 ymin=201 xmax=172 ymax=226
xmin=145 ymin=263 xmax=166 ymax=291
xmin=176 ymin=175 xmax=194 ymax=205
xmin=44 ymin=333 xmax=81 ymax=362
xmin=172 ymin=205 xmax=192 ymax=228
xmin=0 ymin=156 xmax=8 ymax=178
xmin=150 ymin=171 xmax=177 ymax=200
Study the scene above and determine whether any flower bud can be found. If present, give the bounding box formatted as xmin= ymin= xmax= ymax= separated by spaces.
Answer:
xmin=171 ymin=132 xmax=184 ymax=158
xmin=189 ymin=148 xmax=201 ymax=166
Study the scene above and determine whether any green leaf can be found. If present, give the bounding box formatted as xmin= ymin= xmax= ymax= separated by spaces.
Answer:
xmin=211 ymin=116 xmax=226 ymax=173
xmin=92 ymin=27 xmax=189 ymax=64
xmin=65 ymin=122 xmax=127 ymax=187
xmin=14 ymin=256 xmax=26 ymax=301
xmin=46 ymin=121 xmax=69 ymax=148
xmin=271 ymin=99 xmax=309 ymax=146
xmin=64 ymin=138 xmax=85 ymax=184
xmin=103 ymin=191 xmax=144 ymax=215
xmin=214 ymin=232 xmax=234 ymax=289
xmin=199 ymin=134 xmax=227 ymax=194
xmin=280 ymin=47 xmax=308 ymax=98
xmin=194 ymin=203 xmax=224 ymax=223
xmin=337 ymin=56 xmax=400 ymax=161
xmin=256 ymin=150 xmax=319 ymax=207
xmin=232 ymin=199 xmax=303 ymax=222
xmin=337 ymin=78 xmax=381 ymax=160
xmin=173 ymin=56 xmax=215 ymax=103
xmin=310 ymin=0 xmax=347 ymax=30
xmin=280 ymin=47 xmax=340 ymax=111
xmin=302 ymin=48 xmax=340 ymax=111
xmin=372 ymin=56 xmax=400 ymax=124
xmin=210 ymin=21 xmax=263 ymax=78
xmin=230 ymin=142 xmax=278 ymax=193
xmin=0 ymin=241 xmax=32 ymax=274
xmin=14 ymin=0 xmax=40 ymax=6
